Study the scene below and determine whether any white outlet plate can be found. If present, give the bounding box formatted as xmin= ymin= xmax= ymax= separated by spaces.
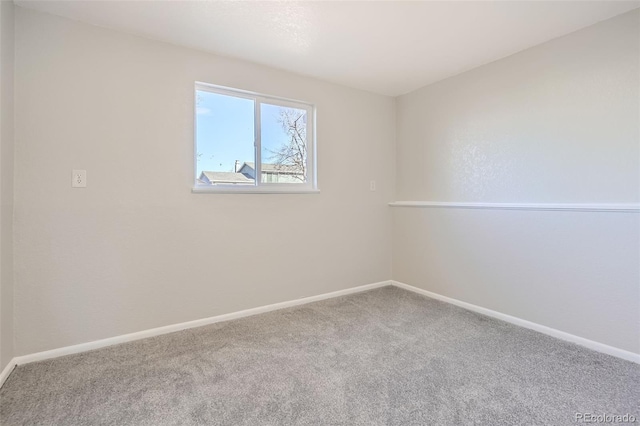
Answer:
xmin=370 ymin=180 xmax=376 ymax=191
xmin=72 ymin=170 xmax=87 ymax=188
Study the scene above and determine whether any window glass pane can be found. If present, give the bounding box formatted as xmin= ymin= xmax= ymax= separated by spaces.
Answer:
xmin=196 ymin=90 xmax=255 ymax=185
xmin=260 ymin=103 xmax=307 ymax=184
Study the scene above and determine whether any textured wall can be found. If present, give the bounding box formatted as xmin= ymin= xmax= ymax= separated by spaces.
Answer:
xmin=396 ymin=10 xmax=639 ymax=203
xmin=13 ymin=7 xmax=395 ymax=355
xmin=0 ymin=0 xmax=15 ymax=371
xmin=393 ymin=10 xmax=640 ymax=353
xmin=393 ymin=208 xmax=640 ymax=353
xmin=11 ymin=5 xmax=639 ymax=359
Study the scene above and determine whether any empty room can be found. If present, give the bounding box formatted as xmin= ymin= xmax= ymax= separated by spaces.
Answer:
xmin=0 ymin=0 xmax=638 ymax=424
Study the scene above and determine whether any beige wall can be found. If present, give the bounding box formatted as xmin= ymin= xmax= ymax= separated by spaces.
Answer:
xmin=13 ymin=7 xmax=395 ymax=355
xmin=393 ymin=10 xmax=640 ymax=354
xmin=0 ymin=0 xmax=15 ymax=371
xmin=8 ymin=6 xmax=639 ymax=359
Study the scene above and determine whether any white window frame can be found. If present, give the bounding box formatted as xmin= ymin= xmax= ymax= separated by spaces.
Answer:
xmin=192 ymin=82 xmax=318 ymax=194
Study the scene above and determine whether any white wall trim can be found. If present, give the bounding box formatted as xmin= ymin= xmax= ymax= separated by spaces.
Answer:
xmin=3 ymin=277 xmax=637 ymax=389
xmin=389 ymin=201 xmax=640 ymax=213
xmin=0 ymin=359 xmax=17 ymax=388
xmin=391 ymin=280 xmax=640 ymax=364
xmin=10 ymin=281 xmax=391 ymax=368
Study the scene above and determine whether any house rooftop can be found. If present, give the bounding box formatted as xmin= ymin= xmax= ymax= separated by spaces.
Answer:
xmin=240 ymin=162 xmax=302 ymax=174
xmin=200 ymin=171 xmax=253 ymax=184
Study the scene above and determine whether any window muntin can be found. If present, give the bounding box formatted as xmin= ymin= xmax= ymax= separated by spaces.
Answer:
xmin=194 ymin=83 xmax=316 ymax=192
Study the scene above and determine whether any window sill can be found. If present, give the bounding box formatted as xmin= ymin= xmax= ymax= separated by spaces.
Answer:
xmin=192 ymin=186 xmax=320 ymax=194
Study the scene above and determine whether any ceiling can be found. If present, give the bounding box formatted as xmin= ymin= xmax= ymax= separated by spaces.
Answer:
xmin=14 ymin=0 xmax=640 ymax=96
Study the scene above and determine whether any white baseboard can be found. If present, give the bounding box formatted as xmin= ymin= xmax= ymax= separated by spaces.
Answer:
xmin=0 ymin=359 xmax=17 ymax=388
xmin=391 ymin=280 xmax=640 ymax=364
xmin=10 ymin=280 xmax=391 ymax=369
xmin=3 ymin=277 xmax=636 ymax=389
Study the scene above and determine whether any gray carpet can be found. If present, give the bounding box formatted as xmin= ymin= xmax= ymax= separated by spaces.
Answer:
xmin=1 ymin=286 xmax=638 ymax=425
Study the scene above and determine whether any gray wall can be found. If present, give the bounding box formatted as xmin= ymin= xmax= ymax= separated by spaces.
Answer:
xmin=393 ymin=10 xmax=640 ymax=354
xmin=0 ymin=0 xmax=15 ymax=372
xmin=7 ymin=6 xmax=639 ymax=360
xmin=13 ymin=7 xmax=395 ymax=355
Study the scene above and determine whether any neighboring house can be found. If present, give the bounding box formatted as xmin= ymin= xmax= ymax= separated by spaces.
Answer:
xmin=198 ymin=171 xmax=254 ymax=185
xmin=236 ymin=162 xmax=304 ymax=183
xmin=199 ymin=162 xmax=305 ymax=186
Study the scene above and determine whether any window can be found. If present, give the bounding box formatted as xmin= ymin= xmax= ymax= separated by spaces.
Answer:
xmin=193 ymin=82 xmax=316 ymax=193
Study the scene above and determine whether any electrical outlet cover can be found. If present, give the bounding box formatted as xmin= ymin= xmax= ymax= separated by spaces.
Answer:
xmin=72 ymin=170 xmax=87 ymax=188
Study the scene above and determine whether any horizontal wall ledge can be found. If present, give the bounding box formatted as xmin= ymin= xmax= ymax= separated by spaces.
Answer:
xmin=389 ymin=201 xmax=640 ymax=213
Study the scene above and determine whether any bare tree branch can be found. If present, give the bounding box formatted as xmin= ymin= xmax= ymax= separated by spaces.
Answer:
xmin=267 ymin=108 xmax=307 ymax=182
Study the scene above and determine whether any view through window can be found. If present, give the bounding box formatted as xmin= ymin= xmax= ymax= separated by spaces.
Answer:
xmin=195 ymin=83 xmax=315 ymax=191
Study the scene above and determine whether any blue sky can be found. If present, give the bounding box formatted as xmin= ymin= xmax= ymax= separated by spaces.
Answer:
xmin=196 ymin=91 xmax=304 ymax=177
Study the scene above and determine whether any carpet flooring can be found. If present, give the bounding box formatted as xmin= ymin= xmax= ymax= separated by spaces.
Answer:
xmin=0 ymin=286 xmax=638 ymax=425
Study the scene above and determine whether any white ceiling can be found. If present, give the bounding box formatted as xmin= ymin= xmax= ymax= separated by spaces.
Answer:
xmin=14 ymin=0 xmax=640 ymax=96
